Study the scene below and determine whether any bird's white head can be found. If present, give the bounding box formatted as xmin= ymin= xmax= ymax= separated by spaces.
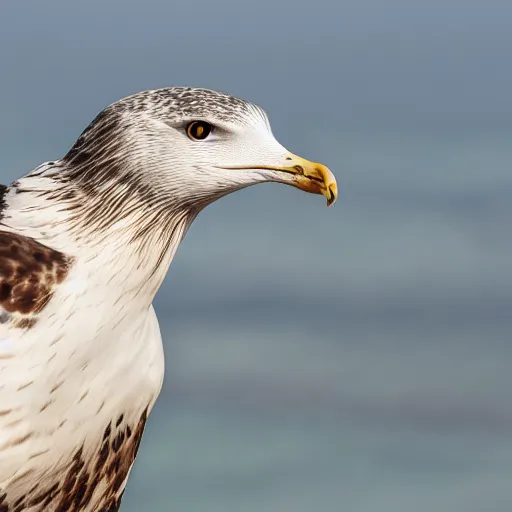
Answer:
xmin=61 ymin=87 xmax=337 ymax=229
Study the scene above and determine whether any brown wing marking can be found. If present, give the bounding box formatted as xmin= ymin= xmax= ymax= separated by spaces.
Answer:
xmin=0 ymin=232 xmax=72 ymax=325
xmin=0 ymin=408 xmax=149 ymax=511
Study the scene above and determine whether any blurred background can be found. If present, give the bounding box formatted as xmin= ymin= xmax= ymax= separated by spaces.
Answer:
xmin=1 ymin=1 xmax=511 ymax=510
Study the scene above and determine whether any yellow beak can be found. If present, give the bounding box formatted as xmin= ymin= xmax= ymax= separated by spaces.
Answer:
xmin=217 ymin=153 xmax=338 ymax=207
xmin=270 ymin=153 xmax=338 ymax=207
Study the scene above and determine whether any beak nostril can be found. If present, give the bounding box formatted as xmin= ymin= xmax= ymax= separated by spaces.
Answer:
xmin=294 ymin=165 xmax=304 ymax=175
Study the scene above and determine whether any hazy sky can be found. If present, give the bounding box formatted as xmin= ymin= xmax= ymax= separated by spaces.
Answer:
xmin=0 ymin=1 xmax=511 ymax=510
xmin=1 ymin=0 xmax=512 ymax=148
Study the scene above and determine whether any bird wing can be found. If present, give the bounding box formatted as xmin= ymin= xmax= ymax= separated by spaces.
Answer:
xmin=0 ymin=229 xmax=72 ymax=333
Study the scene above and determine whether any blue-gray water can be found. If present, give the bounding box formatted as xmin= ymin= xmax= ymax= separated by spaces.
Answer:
xmin=1 ymin=1 xmax=511 ymax=510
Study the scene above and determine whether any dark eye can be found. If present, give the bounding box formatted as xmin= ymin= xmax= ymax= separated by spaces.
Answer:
xmin=186 ymin=121 xmax=212 ymax=141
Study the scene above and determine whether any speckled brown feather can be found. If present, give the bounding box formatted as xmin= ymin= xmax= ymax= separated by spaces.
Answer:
xmin=0 ymin=231 xmax=72 ymax=327
xmin=0 ymin=409 xmax=148 ymax=511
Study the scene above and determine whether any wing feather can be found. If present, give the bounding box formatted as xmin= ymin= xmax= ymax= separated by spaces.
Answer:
xmin=0 ymin=230 xmax=72 ymax=330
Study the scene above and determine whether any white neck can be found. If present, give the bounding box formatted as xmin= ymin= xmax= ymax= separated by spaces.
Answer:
xmin=4 ymin=170 xmax=197 ymax=313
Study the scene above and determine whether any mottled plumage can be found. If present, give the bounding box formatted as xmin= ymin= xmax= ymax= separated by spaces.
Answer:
xmin=0 ymin=232 xmax=71 ymax=325
xmin=0 ymin=409 xmax=146 ymax=512
xmin=0 ymin=87 xmax=337 ymax=511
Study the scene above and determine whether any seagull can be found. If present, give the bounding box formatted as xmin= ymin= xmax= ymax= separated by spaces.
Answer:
xmin=0 ymin=87 xmax=337 ymax=511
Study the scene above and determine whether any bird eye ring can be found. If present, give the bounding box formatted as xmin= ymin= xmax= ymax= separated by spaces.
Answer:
xmin=186 ymin=121 xmax=212 ymax=141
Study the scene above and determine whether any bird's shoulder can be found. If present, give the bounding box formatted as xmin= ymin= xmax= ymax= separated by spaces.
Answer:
xmin=0 ymin=226 xmax=73 ymax=330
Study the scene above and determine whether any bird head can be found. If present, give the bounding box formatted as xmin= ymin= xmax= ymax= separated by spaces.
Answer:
xmin=63 ymin=87 xmax=337 ymax=217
